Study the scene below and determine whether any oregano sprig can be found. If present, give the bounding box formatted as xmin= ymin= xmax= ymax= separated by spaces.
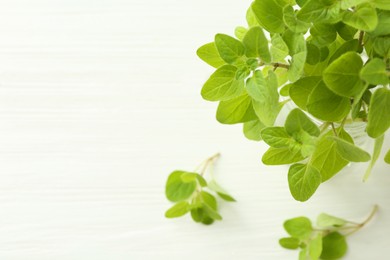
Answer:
xmin=279 ymin=205 xmax=379 ymax=259
xmin=165 ymin=153 xmax=235 ymax=225
xmin=197 ymin=0 xmax=390 ymax=202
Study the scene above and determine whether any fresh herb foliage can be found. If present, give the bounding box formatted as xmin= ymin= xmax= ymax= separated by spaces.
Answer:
xmin=279 ymin=205 xmax=378 ymax=259
xmin=165 ymin=154 xmax=235 ymax=224
xmin=197 ymin=0 xmax=390 ymax=202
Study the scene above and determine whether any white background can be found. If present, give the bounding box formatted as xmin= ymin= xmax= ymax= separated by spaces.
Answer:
xmin=0 ymin=0 xmax=389 ymax=259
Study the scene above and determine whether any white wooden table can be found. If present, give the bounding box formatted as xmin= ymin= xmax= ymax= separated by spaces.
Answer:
xmin=0 ymin=0 xmax=388 ymax=259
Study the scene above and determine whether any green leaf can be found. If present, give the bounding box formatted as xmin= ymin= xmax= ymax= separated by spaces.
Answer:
xmin=307 ymin=81 xmax=351 ymax=122
xmin=246 ymin=6 xmax=261 ymax=27
xmin=279 ymin=237 xmax=300 ymax=250
xmin=328 ymin=136 xmax=371 ymax=162
xmin=320 ymin=232 xmax=348 ymax=259
xmin=234 ymin=26 xmax=248 ymax=41
xmin=243 ymin=26 xmax=271 ymax=63
xmin=288 ymin=163 xmax=321 ymax=201
xmin=373 ymin=36 xmax=390 ymax=57
xmin=216 ymin=94 xmax=257 ymax=124
xmin=271 ymin=33 xmax=289 ymax=62
xmin=309 ymin=233 xmax=323 ymax=260
xmin=251 ymin=70 xmax=281 ymax=126
xmin=368 ymin=10 xmax=390 ymax=37
xmin=328 ymin=39 xmax=359 ymax=65
xmin=306 ymin=43 xmax=321 ymax=65
xmin=364 ymin=135 xmax=384 ymax=181
xmin=342 ymin=5 xmax=378 ymax=31
xmin=340 ymin=0 xmax=371 ymax=10
xmin=283 ymin=5 xmax=311 ymax=33
xmin=214 ymin=34 xmax=245 ymax=64
xmin=310 ymin=130 xmax=352 ymax=182
xmin=261 ymin=127 xmax=292 ymax=148
xmin=317 ymin=213 xmax=347 ymax=227
xmin=166 ymin=171 xmax=197 ymax=202
xmin=262 ymin=147 xmax=305 ymax=165
xmin=165 ymin=201 xmax=190 ymax=218
xmin=373 ymin=0 xmax=390 ymax=10
xmin=297 ymin=0 xmax=341 ymax=23
xmin=335 ymin=22 xmax=358 ymax=41
xmin=197 ymin=42 xmax=226 ymax=68
xmin=208 ymin=180 xmax=236 ymax=202
xmin=360 ymin=58 xmax=389 ymax=85
xmin=367 ymin=88 xmax=390 ymax=138
xmin=285 ymin=108 xmax=320 ymax=137
xmin=200 ymin=191 xmax=222 ymax=220
xmin=251 ymin=0 xmax=285 ymax=33
xmin=181 ymin=172 xmax=207 ymax=187
xmin=201 ymin=65 xmax=245 ymax=101
xmin=287 ymin=33 xmax=307 ymax=82
xmin=310 ymin=23 xmax=337 ymax=47
xmin=385 ymin=149 xmax=390 ymax=164
xmin=323 ymin=52 xmax=364 ymax=97
xmin=243 ymin=120 xmax=266 ymax=141
xmin=284 ymin=217 xmax=313 ymax=240
xmin=246 ymin=70 xmax=267 ymax=101
xmin=289 ymin=76 xmax=322 ymax=110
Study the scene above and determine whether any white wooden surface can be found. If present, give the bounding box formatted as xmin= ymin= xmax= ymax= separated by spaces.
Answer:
xmin=0 ymin=0 xmax=388 ymax=259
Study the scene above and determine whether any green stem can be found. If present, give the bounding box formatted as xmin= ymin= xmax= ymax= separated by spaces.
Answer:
xmin=345 ymin=205 xmax=379 ymax=236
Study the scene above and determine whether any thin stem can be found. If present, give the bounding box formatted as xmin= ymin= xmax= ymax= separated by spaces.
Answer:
xmin=331 ymin=123 xmax=338 ymax=136
xmin=319 ymin=122 xmax=331 ymax=134
xmin=271 ymin=62 xmax=290 ymax=69
xmin=345 ymin=205 xmax=379 ymax=236
xmin=197 ymin=153 xmax=221 ymax=176
xmin=358 ymin=31 xmax=365 ymax=48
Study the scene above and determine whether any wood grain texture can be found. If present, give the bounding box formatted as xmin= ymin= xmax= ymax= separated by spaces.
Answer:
xmin=0 ymin=0 xmax=388 ymax=259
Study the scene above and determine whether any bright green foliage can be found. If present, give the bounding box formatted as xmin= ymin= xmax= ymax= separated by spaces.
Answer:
xmin=197 ymin=0 xmax=390 ymax=202
xmin=364 ymin=135 xmax=385 ymax=181
xmin=201 ymin=65 xmax=244 ymax=101
xmin=165 ymin=154 xmax=235 ymax=225
xmin=360 ymin=58 xmax=389 ymax=85
xmin=215 ymin=34 xmax=245 ymax=64
xmin=280 ymin=206 xmax=377 ymax=259
xmin=323 ymin=52 xmax=364 ymax=97
xmin=216 ymin=94 xmax=257 ymax=124
xmin=243 ymin=26 xmax=271 ymax=62
xmin=367 ymin=88 xmax=390 ymax=138
xmin=197 ymin=42 xmax=226 ymax=68
xmin=251 ymin=0 xmax=285 ymax=33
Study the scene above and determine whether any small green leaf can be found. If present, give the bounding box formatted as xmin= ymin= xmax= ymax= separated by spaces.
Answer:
xmin=317 ymin=213 xmax=347 ymax=227
xmin=284 ymin=216 xmax=313 ymax=240
xmin=342 ymin=5 xmax=378 ymax=31
xmin=288 ymin=163 xmax=321 ymax=202
xmin=285 ymin=108 xmax=320 ymax=137
xmin=309 ymin=233 xmax=323 ymax=260
xmin=197 ymin=42 xmax=226 ymax=68
xmin=200 ymin=191 xmax=222 ymax=220
xmin=320 ymin=232 xmax=348 ymax=259
xmin=251 ymin=70 xmax=281 ymax=126
xmin=373 ymin=0 xmax=390 ymax=10
xmin=201 ymin=65 xmax=245 ymax=101
xmin=279 ymin=237 xmax=300 ymax=250
xmin=251 ymin=0 xmax=285 ymax=33
xmin=310 ymin=130 xmax=352 ymax=182
xmin=323 ymin=52 xmax=364 ymax=97
xmin=208 ymin=180 xmax=236 ymax=202
xmin=235 ymin=26 xmax=248 ymax=41
xmin=307 ymin=81 xmax=351 ymax=122
xmin=243 ymin=120 xmax=266 ymax=141
xmin=287 ymin=33 xmax=307 ymax=82
xmin=243 ymin=26 xmax=271 ymax=63
xmin=262 ymin=147 xmax=305 ymax=165
xmin=367 ymin=88 xmax=390 ymax=138
xmin=360 ymin=58 xmax=389 ymax=85
xmin=165 ymin=201 xmax=190 ymax=218
xmin=246 ymin=6 xmax=261 ymax=27
xmin=283 ymin=5 xmax=311 ymax=33
xmin=385 ymin=149 xmax=390 ymax=164
xmin=328 ymin=39 xmax=359 ymax=65
xmin=271 ymin=33 xmax=289 ymax=62
xmin=261 ymin=127 xmax=292 ymax=148
xmin=364 ymin=135 xmax=385 ymax=181
xmin=289 ymin=76 xmax=322 ymax=110
xmin=216 ymin=94 xmax=257 ymax=124
xmin=166 ymin=171 xmax=197 ymax=202
xmin=310 ymin=23 xmax=337 ymax=47
xmin=215 ymin=34 xmax=245 ymax=64
xmin=328 ymin=136 xmax=371 ymax=162
xmin=335 ymin=22 xmax=358 ymax=41
xmin=367 ymin=10 xmax=390 ymax=37
xmin=340 ymin=0 xmax=371 ymax=10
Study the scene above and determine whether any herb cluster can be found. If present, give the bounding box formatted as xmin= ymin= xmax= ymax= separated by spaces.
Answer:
xmin=165 ymin=154 xmax=235 ymax=225
xmin=197 ymin=0 xmax=390 ymax=201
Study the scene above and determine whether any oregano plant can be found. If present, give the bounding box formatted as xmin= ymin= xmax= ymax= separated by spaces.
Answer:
xmin=279 ymin=205 xmax=378 ymax=259
xmin=164 ymin=153 xmax=235 ymax=225
xmin=197 ymin=0 xmax=390 ymax=202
